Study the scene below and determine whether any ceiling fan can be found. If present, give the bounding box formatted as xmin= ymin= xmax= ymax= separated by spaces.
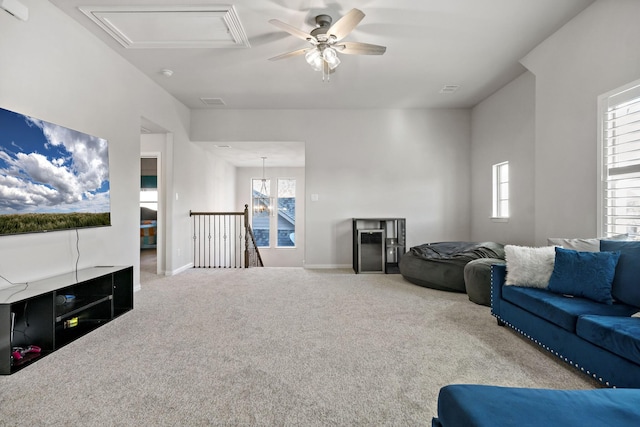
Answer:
xmin=268 ymin=8 xmax=386 ymax=80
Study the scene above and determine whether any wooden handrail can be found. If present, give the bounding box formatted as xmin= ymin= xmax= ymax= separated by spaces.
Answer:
xmin=244 ymin=208 xmax=264 ymax=268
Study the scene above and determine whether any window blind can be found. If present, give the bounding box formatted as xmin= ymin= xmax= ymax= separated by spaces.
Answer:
xmin=602 ymin=83 xmax=640 ymax=238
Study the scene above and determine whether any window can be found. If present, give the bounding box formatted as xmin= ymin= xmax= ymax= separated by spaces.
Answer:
xmin=492 ymin=161 xmax=509 ymax=219
xmin=251 ymin=177 xmax=297 ymax=248
xmin=599 ymin=80 xmax=640 ymax=238
xmin=140 ymin=175 xmax=158 ymax=212
xmin=252 ymin=178 xmax=271 ymax=247
xmin=140 ymin=189 xmax=158 ymax=211
xmin=277 ymin=178 xmax=296 ymax=247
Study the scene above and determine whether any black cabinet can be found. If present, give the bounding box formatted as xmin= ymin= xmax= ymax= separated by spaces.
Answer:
xmin=0 ymin=266 xmax=133 ymax=374
xmin=357 ymin=229 xmax=385 ymax=273
xmin=353 ymin=218 xmax=406 ymax=273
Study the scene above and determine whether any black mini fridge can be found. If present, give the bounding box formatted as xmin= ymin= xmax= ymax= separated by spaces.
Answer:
xmin=352 ymin=218 xmax=406 ymax=274
xmin=357 ymin=229 xmax=385 ymax=273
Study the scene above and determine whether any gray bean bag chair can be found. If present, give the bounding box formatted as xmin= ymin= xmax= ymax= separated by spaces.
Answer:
xmin=399 ymin=241 xmax=505 ymax=292
xmin=464 ymin=257 xmax=506 ymax=306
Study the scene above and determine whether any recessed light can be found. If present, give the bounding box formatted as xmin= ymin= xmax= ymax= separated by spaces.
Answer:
xmin=160 ymin=69 xmax=173 ymax=77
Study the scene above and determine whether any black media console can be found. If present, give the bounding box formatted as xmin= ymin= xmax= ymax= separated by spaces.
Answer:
xmin=0 ymin=266 xmax=133 ymax=374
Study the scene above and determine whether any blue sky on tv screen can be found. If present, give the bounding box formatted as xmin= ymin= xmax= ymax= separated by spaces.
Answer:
xmin=0 ymin=107 xmax=110 ymax=215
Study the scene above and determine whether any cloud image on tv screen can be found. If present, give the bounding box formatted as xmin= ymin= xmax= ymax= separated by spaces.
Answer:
xmin=0 ymin=107 xmax=111 ymax=235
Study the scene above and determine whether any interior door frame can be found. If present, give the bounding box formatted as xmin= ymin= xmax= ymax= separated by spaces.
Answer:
xmin=141 ymin=151 xmax=163 ymax=275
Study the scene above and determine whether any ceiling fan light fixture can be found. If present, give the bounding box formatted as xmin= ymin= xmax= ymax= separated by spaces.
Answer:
xmin=268 ymin=8 xmax=385 ymax=81
xmin=322 ymin=47 xmax=340 ymax=70
xmin=305 ymin=48 xmax=323 ymax=71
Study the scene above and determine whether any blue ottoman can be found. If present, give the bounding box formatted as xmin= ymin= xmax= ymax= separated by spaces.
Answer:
xmin=432 ymin=384 xmax=640 ymax=427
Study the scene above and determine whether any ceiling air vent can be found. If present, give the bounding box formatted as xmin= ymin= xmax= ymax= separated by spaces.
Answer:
xmin=439 ymin=85 xmax=460 ymax=94
xmin=200 ymin=97 xmax=226 ymax=107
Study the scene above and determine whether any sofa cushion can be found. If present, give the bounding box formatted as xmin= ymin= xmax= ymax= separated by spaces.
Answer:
xmin=502 ymin=285 xmax=638 ymax=332
xmin=504 ymin=245 xmax=556 ymax=288
xmin=547 ymin=234 xmax=628 ymax=252
xmin=547 ymin=237 xmax=600 ymax=252
xmin=577 ymin=315 xmax=640 ymax=365
xmin=600 ymin=240 xmax=640 ymax=308
xmin=547 ymin=247 xmax=620 ymax=304
xmin=433 ymin=384 xmax=640 ymax=427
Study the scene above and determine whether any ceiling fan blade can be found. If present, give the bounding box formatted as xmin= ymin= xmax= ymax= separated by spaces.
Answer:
xmin=335 ymin=41 xmax=386 ymax=55
xmin=268 ymin=19 xmax=316 ymax=43
xmin=328 ymin=8 xmax=365 ymax=41
xmin=268 ymin=48 xmax=309 ymax=61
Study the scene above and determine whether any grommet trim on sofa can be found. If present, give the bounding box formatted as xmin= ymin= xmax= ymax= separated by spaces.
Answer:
xmin=490 ymin=268 xmax=494 ymax=313
xmin=492 ymin=314 xmax=615 ymax=388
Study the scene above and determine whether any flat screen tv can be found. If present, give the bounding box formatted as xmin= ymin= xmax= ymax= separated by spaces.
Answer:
xmin=0 ymin=107 xmax=110 ymax=236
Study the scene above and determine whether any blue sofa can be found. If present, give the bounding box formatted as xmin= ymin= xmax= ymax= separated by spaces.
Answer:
xmin=431 ymin=384 xmax=640 ymax=426
xmin=491 ymin=240 xmax=640 ymax=388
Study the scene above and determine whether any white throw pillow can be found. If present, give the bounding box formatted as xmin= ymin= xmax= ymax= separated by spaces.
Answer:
xmin=505 ymin=245 xmax=556 ymax=288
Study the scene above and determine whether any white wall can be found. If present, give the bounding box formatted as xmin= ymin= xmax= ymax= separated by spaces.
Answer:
xmin=469 ymin=0 xmax=640 ymax=246
xmin=14 ymin=0 xmax=621 ymax=277
xmin=470 ymin=72 xmax=536 ymax=245
xmin=1 ymin=2 xmax=471 ymax=278
xmin=191 ymin=109 xmax=472 ymax=268
xmin=170 ymin=139 xmax=237 ymax=273
xmin=0 ymin=1 xmax=195 ymax=287
xmin=236 ymin=166 xmax=305 ymax=267
xmin=520 ymin=0 xmax=640 ymax=244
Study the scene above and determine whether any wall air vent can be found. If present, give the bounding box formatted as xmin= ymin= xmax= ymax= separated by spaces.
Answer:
xmin=200 ymin=97 xmax=226 ymax=106
xmin=439 ymin=85 xmax=461 ymax=94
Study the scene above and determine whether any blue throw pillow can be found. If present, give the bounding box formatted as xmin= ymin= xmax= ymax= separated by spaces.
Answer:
xmin=600 ymin=240 xmax=640 ymax=307
xmin=547 ymin=247 xmax=620 ymax=304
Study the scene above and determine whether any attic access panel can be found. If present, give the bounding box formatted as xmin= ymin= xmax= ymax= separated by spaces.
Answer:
xmin=79 ymin=5 xmax=250 ymax=49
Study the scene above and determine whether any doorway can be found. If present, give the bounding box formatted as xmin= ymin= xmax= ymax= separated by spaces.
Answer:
xmin=140 ymin=117 xmax=170 ymax=279
xmin=140 ymin=156 xmax=159 ymax=276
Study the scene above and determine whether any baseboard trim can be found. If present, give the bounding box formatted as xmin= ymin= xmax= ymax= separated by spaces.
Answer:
xmin=303 ymin=264 xmax=352 ymax=270
xmin=168 ymin=262 xmax=194 ymax=276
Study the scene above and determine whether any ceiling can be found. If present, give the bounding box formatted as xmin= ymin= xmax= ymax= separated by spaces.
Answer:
xmin=50 ymin=0 xmax=595 ymax=110
xmin=194 ymin=141 xmax=306 ymax=168
xmin=50 ymin=0 xmax=595 ymax=166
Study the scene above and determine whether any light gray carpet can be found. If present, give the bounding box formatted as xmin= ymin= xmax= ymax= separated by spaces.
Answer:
xmin=0 ymin=267 xmax=598 ymax=426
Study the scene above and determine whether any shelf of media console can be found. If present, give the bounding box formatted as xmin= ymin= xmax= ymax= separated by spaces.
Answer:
xmin=0 ymin=265 xmax=133 ymax=375
xmin=55 ymin=295 xmax=113 ymax=323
